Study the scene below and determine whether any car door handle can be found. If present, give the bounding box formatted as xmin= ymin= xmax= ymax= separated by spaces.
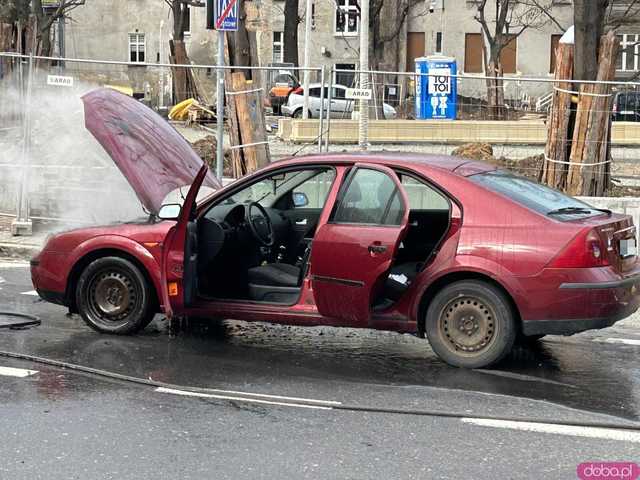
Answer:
xmin=368 ymin=244 xmax=387 ymax=254
xmin=295 ymin=219 xmax=308 ymax=225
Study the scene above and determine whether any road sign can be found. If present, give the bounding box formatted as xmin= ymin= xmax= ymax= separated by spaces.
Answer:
xmin=345 ymin=88 xmax=372 ymax=100
xmin=47 ymin=75 xmax=74 ymax=87
xmin=211 ymin=0 xmax=239 ymax=31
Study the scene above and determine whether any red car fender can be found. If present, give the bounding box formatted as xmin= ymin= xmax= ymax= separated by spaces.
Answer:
xmin=409 ymin=255 xmax=528 ymax=323
xmin=67 ymin=235 xmax=163 ymax=303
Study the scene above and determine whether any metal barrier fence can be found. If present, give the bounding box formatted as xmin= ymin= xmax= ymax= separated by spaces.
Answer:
xmin=1 ymin=51 xmax=640 ymax=228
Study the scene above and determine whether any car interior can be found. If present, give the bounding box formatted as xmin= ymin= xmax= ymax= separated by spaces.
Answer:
xmin=193 ymin=166 xmax=452 ymax=309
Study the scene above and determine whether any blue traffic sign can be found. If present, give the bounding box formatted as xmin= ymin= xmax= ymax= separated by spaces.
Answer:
xmin=214 ymin=0 xmax=239 ymax=31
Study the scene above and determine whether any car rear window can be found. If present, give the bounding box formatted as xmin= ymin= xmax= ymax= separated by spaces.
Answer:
xmin=468 ymin=170 xmax=601 ymax=219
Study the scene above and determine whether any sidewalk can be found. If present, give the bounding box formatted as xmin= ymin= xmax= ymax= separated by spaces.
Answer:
xmin=0 ymin=216 xmax=45 ymax=259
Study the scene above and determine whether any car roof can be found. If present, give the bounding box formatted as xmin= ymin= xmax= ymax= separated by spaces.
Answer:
xmin=272 ymin=152 xmax=497 ymax=177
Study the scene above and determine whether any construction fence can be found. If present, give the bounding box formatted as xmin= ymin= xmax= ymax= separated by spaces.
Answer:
xmin=1 ymin=52 xmax=640 ymax=226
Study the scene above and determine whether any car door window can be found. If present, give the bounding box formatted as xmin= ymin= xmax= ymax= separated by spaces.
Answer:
xmin=309 ymin=87 xmax=321 ymax=97
xmin=332 ymin=168 xmax=405 ymax=226
xmin=401 ymin=176 xmax=449 ymax=210
xmin=333 ymin=87 xmax=346 ymax=100
xmin=292 ymin=169 xmax=336 ymax=209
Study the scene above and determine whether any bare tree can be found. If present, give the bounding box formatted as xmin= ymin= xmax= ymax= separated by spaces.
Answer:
xmin=574 ymin=0 xmax=640 ymax=80
xmin=474 ymin=0 xmax=553 ymax=119
xmin=31 ymin=0 xmax=85 ymax=57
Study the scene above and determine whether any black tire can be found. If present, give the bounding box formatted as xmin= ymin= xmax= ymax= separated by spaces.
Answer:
xmin=76 ymin=256 xmax=155 ymax=335
xmin=425 ymin=280 xmax=516 ymax=368
xmin=293 ymin=109 xmax=311 ymax=119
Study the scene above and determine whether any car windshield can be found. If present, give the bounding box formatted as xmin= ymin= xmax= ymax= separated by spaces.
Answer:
xmin=223 ymin=170 xmax=313 ymax=207
xmin=468 ymin=170 xmax=602 ymax=219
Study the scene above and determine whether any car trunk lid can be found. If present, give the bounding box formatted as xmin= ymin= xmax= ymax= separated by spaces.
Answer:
xmin=82 ymin=88 xmax=221 ymax=215
xmin=570 ymin=213 xmax=638 ymax=273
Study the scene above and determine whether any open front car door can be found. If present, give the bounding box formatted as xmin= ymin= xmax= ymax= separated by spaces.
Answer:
xmin=160 ymin=165 xmax=209 ymax=318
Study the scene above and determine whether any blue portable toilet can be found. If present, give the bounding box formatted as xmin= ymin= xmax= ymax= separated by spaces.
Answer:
xmin=415 ymin=56 xmax=457 ymax=120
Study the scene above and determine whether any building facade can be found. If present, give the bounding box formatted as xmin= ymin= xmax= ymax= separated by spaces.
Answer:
xmin=60 ymin=1 xmax=636 ymax=108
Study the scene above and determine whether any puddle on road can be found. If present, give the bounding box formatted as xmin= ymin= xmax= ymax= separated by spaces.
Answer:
xmin=0 ymin=314 xmax=638 ymax=420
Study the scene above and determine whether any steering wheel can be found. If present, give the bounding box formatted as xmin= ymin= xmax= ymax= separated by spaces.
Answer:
xmin=246 ymin=202 xmax=275 ymax=247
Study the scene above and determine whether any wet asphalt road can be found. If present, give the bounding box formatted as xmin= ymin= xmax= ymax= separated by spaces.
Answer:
xmin=1 ymin=261 xmax=639 ymax=479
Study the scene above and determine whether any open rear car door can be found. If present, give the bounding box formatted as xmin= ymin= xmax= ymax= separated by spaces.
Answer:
xmin=309 ymin=163 xmax=410 ymax=325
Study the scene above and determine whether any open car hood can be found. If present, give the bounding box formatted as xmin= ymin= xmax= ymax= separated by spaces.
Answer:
xmin=82 ymin=88 xmax=221 ymax=214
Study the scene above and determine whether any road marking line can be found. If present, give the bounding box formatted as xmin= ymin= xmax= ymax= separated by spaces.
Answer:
xmin=0 ymin=262 xmax=30 ymax=269
xmin=594 ymin=338 xmax=640 ymax=346
xmin=0 ymin=276 xmax=5 ymax=284
xmin=155 ymin=387 xmax=333 ymax=410
xmin=20 ymin=290 xmax=38 ymax=296
xmin=461 ymin=418 xmax=640 ymax=443
xmin=0 ymin=366 xmax=38 ymax=378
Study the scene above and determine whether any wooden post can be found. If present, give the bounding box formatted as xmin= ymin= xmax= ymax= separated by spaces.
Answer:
xmin=224 ymin=36 xmax=244 ymax=178
xmin=566 ymin=31 xmax=618 ymax=196
xmin=231 ymin=71 xmax=271 ymax=173
xmin=541 ymin=42 xmax=574 ymax=189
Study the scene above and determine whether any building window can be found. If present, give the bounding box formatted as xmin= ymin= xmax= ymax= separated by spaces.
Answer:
xmin=335 ymin=63 xmax=356 ymax=87
xmin=435 ymin=31 xmax=443 ymax=54
xmin=549 ymin=34 xmax=562 ymax=73
xmin=273 ymin=31 xmax=284 ymax=63
xmin=464 ymin=33 xmax=483 ymax=73
xmin=335 ymin=0 xmax=359 ymax=36
xmin=129 ymin=33 xmax=145 ymax=63
xmin=500 ymin=35 xmax=517 ymax=74
xmin=617 ymin=34 xmax=640 ymax=72
xmin=464 ymin=33 xmax=516 ymax=74
xmin=184 ymin=4 xmax=191 ymax=36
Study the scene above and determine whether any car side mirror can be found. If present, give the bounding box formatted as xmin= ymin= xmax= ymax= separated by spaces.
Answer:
xmin=158 ymin=204 xmax=182 ymax=220
xmin=292 ymin=192 xmax=309 ymax=208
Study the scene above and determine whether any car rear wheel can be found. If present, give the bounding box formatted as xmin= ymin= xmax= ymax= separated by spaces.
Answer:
xmin=425 ymin=280 xmax=516 ymax=368
xmin=76 ymin=257 xmax=155 ymax=335
xmin=293 ymin=109 xmax=310 ymax=119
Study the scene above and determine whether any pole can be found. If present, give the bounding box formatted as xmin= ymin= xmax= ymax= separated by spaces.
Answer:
xmin=318 ymin=65 xmax=326 ymax=151
xmin=324 ymin=67 xmax=333 ymax=152
xmin=358 ymin=0 xmax=370 ymax=151
xmin=159 ymin=20 xmax=165 ymax=110
xmin=13 ymin=53 xmax=33 ymax=235
xmin=302 ymin=0 xmax=313 ymax=119
xmin=216 ymin=30 xmax=225 ymax=180
xmin=57 ymin=17 xmax=65 ymax=69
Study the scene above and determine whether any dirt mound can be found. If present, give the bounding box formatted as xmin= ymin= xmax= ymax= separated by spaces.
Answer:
xmin=190 ymin=136 xmax=233 ymax=176
xmin=451 ymin=143 xmax=494 ymax=162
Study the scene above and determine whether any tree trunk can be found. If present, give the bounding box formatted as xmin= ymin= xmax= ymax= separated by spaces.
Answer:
xmin=566 ymin=32 xmax=618 ymax=196
xmin=485 ymin=57 xmax=505 ymax=120
xmin=283 ymin=0 xmax=299 ymax=66
xmin=574 ymin=0 xmax=607 ymax=81
xmin=542 ymin=42 xmax=575 ymax=190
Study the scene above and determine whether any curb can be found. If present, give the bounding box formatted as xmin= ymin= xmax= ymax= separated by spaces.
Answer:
xmin=0 ymin=242 xmax=41 ymax=259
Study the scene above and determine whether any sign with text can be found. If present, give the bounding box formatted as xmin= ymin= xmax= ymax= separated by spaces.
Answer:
xmin=208 ymin=0 xmax=239 ymax=31
xmin=47 ymin=75 xmax=74 ymax=87
xmin=345 ymin=88 xmax=372 ymax=100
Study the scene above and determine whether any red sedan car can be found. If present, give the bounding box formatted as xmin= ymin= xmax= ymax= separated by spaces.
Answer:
xmin=31 ymin=89 xmax=640 ymax=368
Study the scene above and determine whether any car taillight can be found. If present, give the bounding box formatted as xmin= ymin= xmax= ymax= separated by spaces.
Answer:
xmin=548 ymin=228 xmax=610 ymax=268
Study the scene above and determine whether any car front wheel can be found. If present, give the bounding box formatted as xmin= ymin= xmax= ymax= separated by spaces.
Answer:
xmin=76 ymin=256 xmax=155 ymax=335
xmin=425 ymin=280 xmax=516 ymax=368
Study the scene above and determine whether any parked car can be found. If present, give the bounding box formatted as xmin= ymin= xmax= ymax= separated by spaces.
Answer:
xmin=282 ymin=83 xmax=398 ymax=120
xmin=613 ymin=91 xmax=640 ymax=121
xmin=31 ymin=88 xmax=640 ymax=369
xmin=266 ymin=72 xmax=299 ymax=115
